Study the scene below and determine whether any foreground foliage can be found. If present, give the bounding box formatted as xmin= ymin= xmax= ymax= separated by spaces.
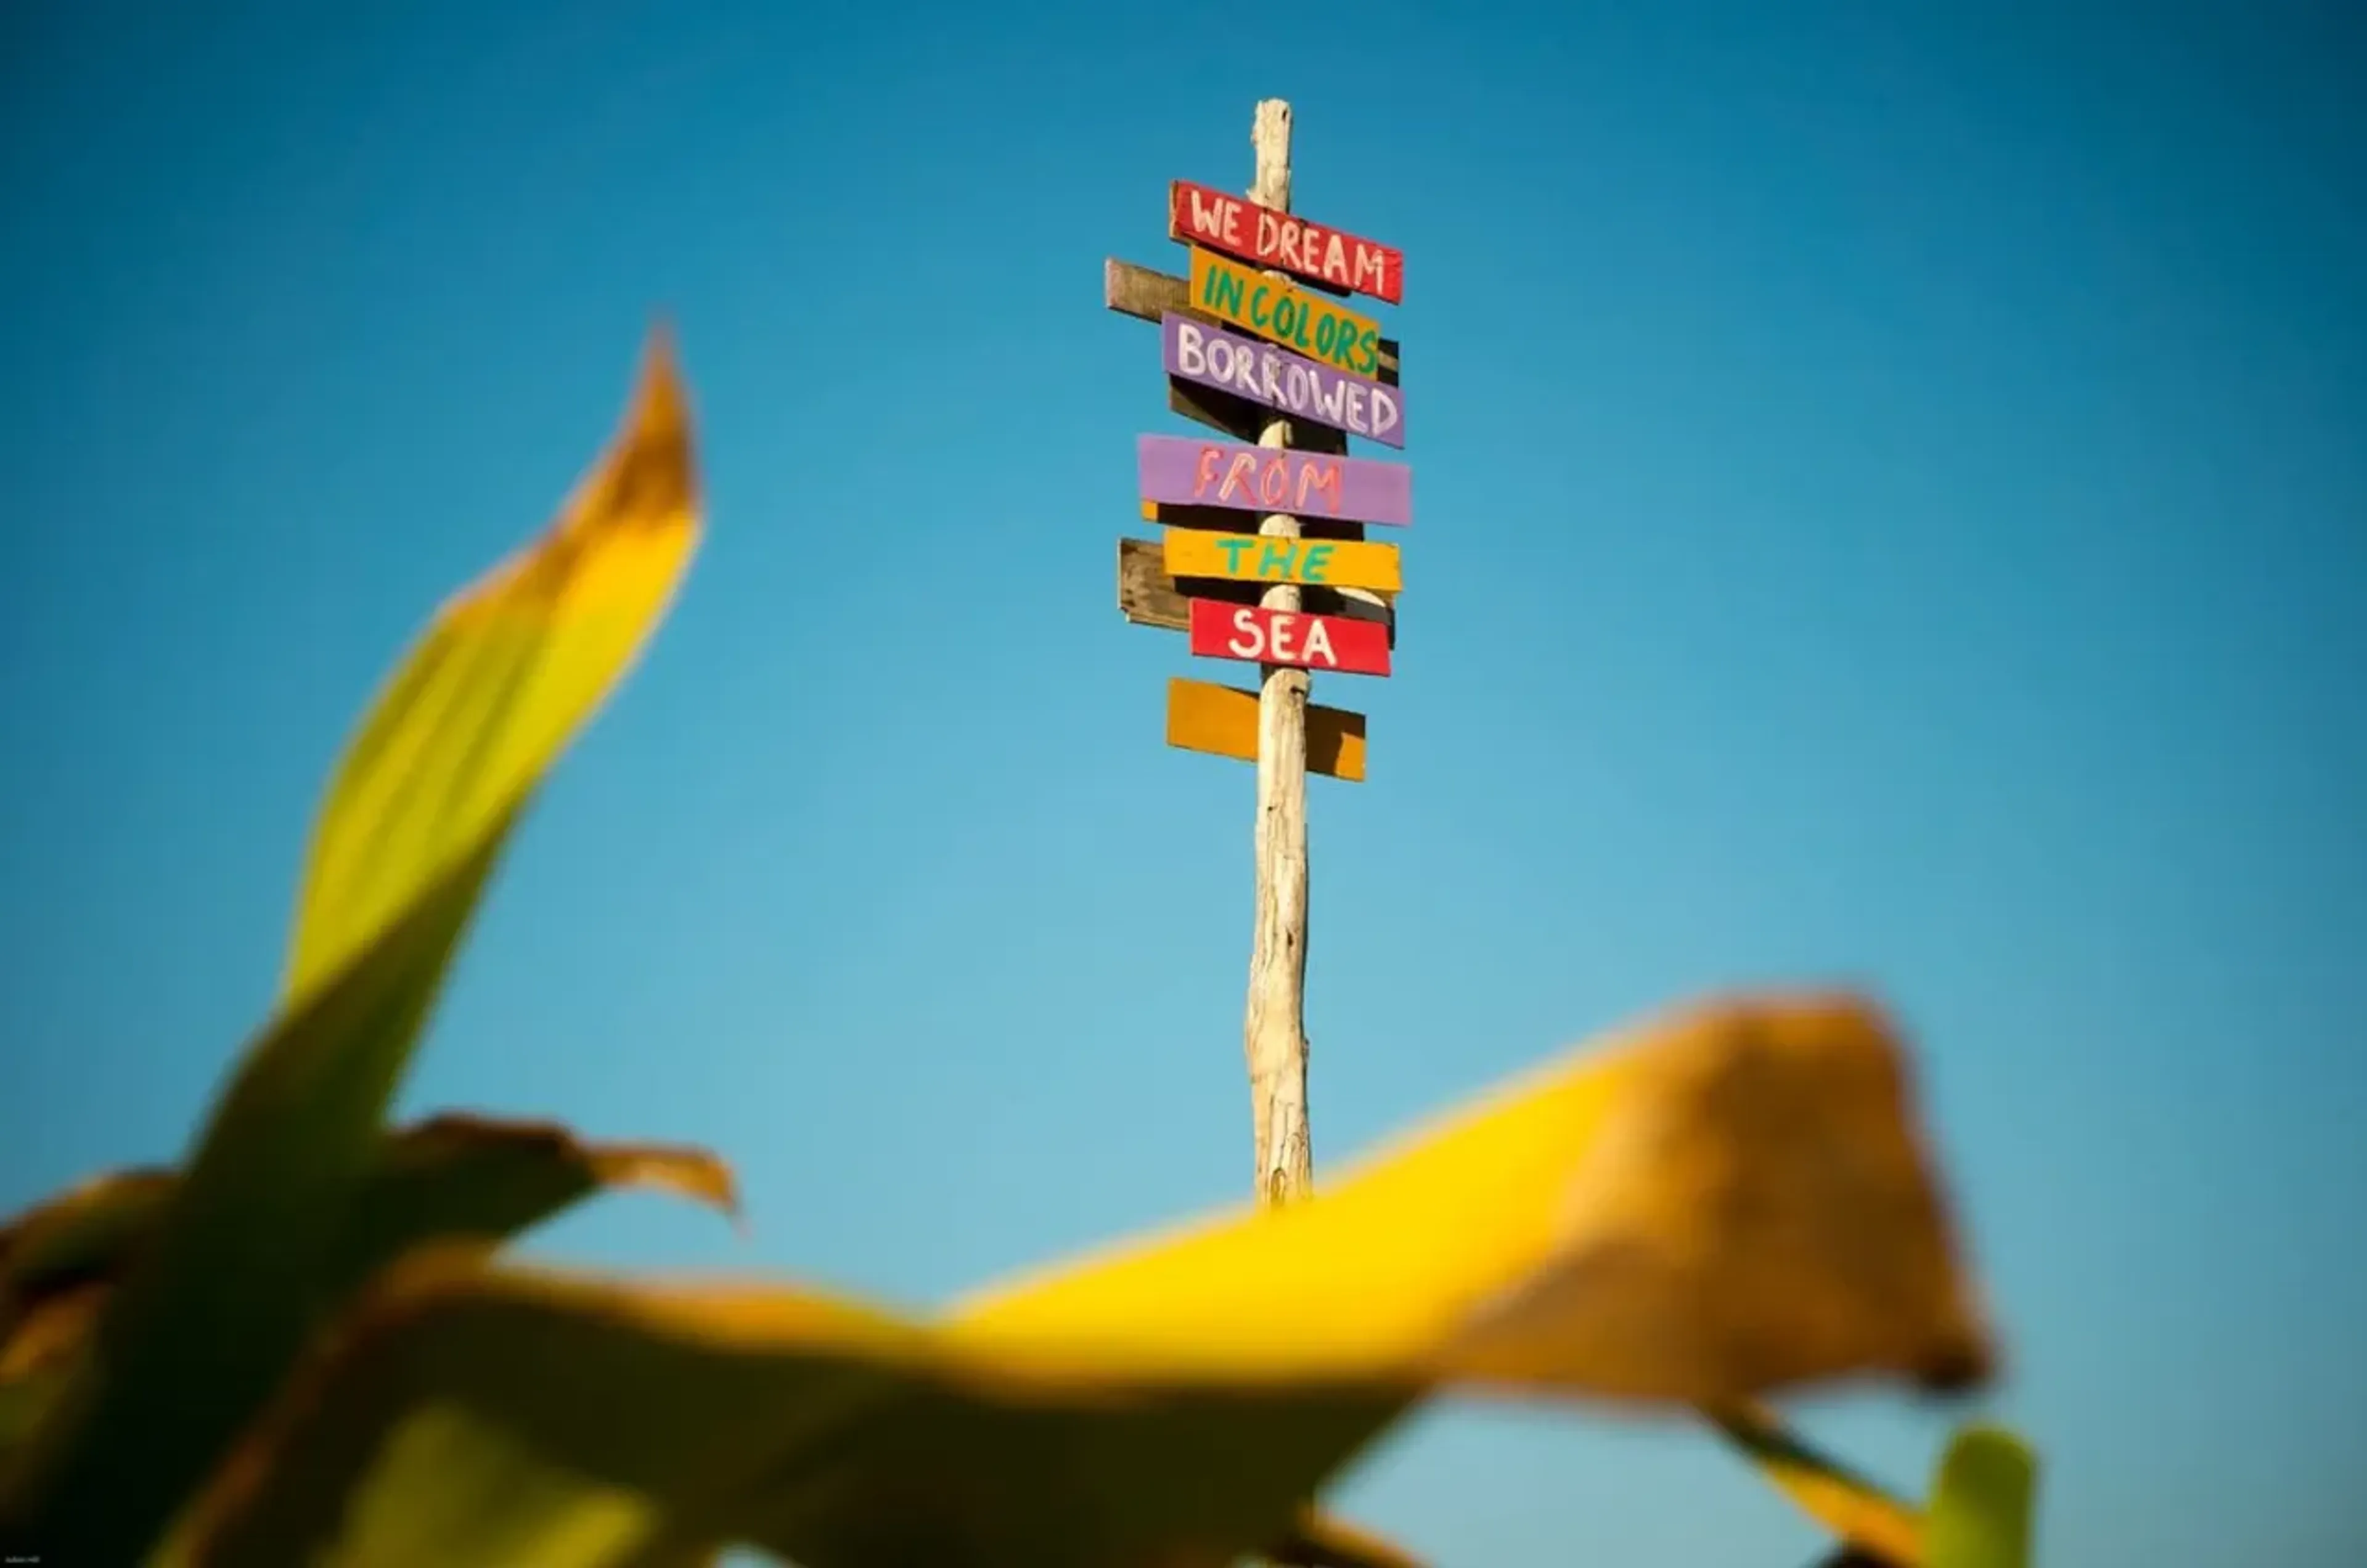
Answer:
xmin=0 ymin=333 xmax=2037 ymax=1566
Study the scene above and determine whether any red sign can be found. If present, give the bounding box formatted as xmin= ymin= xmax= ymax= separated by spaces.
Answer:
xmin=1187 ymin=597 xmax=1393 ymax=677
xmin=1168 ymin=179 xmax=1404 ymax=306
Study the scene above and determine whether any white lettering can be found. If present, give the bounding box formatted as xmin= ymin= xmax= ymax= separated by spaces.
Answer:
xmin=1260 ymin=351 xmax=1284 ymax=402
xmin=1188 ymin=189 xmax=1230 ymax=243
xmin=1226 ymin=606 xmax=1264 ymax=659
xmin=1228 ymin=343 xmax=1259 ymax=396
xmin=1255 ymin=208 xmax=1281 ymax=258
xmin=1282 ymin=362 xmax=1312 ymax=411
xmin=1323 ymin=233 xmax=1349 ymax=285
xmin=1310 ymin=374 xmax=1347 ymax=425
xmin=1370 ymin=388 xmax=1400 ymax=438
xmin=1175 ymin=322 xmax=1207 ymax=377
xmin=1343 ymin=383 xmax=1368 ymax=430
xmin=1301 ymin=616 xmax=1336 ymax=667
xmin=1268 ymin=612 xmax=1299 ymax=662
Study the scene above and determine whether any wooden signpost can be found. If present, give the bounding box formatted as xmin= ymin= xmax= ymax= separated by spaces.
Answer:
xmin=1107 ymin=100 xmax=1410 ymax=1206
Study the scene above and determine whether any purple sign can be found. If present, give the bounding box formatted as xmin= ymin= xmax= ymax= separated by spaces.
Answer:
xmin=1161 ymin=312 xmax=1405 ymax=450
xmin=1136 ymin=434 xmax=1413 ymax=528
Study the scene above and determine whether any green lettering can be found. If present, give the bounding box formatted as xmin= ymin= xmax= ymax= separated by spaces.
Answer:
xmin=1204 ymin=264 xmax=1246 ymax=318
xmin=1302 ymin=542 xmax=1335 ymax=583
xmin=1313 ymin=314 xmax=1339 ymax=359
xmin=1257 ymin=539 xmax=1298 ymax=578
xmin=1351 ymin=327 xmax=1379 ymax=376
xmin=1248 ymin=284 xmax=1273 ymax=329
xmin=1216 ymin=535 xmax=1254 ymax=573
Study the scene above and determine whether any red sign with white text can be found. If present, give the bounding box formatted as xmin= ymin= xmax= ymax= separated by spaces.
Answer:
xmin=1187 ymin=598 xmax=1393 ymax=678
xmin=1167 ymin=179 xmax=1404 ymax=305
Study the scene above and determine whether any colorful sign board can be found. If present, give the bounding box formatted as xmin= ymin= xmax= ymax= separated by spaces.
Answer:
xmin=1187 ymin=598 xmax=1393 ymax=677
xmin=1137 ymin=435 xmax=1412 ymax=527
xmin=1105 ymin=257 xmax=1402 ymax=383
xmin=1189 ymin=247 xmax=1383 ymax=378
xmin=1119 ymin=537 xmax=1396 ymax=645
xmin=1168 ymin=179 xmax=1403 ymax=304
xmin=1166 ymin=677 xmax=1367 ymax=782
xmin=1163 ymin=527 xmax=1401 ymax=594
xmin=1163 ymin=313 xmax=1404 ymax=449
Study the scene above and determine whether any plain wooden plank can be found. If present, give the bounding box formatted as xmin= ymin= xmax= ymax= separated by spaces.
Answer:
xmin=1106 ymin=258 xmax=1399 ymax=386
xmin=1115 ymin=537 xmax=1395 ymax=643
xmin=1165 ymin=676 xmax=1366 ymax=782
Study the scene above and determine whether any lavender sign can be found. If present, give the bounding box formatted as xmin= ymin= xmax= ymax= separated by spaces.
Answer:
xmin=1136 ymin=434 xmax=1413 ymax=528
xmin=1161 ymin=312 xmax=1405 ymax=449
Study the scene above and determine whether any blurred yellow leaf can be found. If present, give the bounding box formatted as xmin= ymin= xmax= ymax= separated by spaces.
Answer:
xmin=1268 ymin=1507 xmax=1427 ymax=1568
xmin=169 ymin=992 xmax=1993 ymax=1568
xmin=1709 ymin=1401 xmax=1924 ymax=1564
xmin=949 ymin=992 xmax=1991 ymax=1403
xmin=284 ymin=329 xmax=700 ymax=1008
xmin=1711 ymin=1407 xmax=2039 ymax=1567
xmin=0 ymin=333 xmax=702 ymax=1565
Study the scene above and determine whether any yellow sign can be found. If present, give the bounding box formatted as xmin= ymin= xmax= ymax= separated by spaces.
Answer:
xmin=1165 ymin=678 xmax=1366 ymax=782
xmin=1162 ymin=528 xmax=1401 ymax=595
xmin=1188 ymin=247 xmax=1384 ymax=377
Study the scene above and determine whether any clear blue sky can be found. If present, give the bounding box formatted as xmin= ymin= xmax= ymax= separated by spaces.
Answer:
xmin=4 ymin=2 xmax=2361 ymax=1562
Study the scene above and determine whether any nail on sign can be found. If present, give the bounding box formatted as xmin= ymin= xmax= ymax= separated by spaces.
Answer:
xmin=1136 ymin=435 xmax=1412 ymax=527
xmin=1187 ymin=598 xmax=1392 ymax=677
xmin=1163 ymin=313 xmax=1404 ymax=449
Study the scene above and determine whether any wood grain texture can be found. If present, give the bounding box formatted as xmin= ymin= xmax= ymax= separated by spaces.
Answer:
xmin=1165 ymin=676 xmax=1366 ymax=782
xmin=1244 ymin=96 xmax=1315 ymax=1207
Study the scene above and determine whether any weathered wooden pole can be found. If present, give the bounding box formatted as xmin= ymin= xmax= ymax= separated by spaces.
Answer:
xmin=1241 ymin=98 xmax=1315 ymax=1205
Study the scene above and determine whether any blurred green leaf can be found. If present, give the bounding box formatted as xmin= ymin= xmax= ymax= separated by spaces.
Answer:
xmin=0 ymin=333 xmax=702 ymax=1562
xmin=1925 ymin=1425 xmax=2036 ymax=1568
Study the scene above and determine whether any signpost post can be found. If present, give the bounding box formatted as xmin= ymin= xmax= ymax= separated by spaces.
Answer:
xmin=1107 ymin=99 xmax=1409 ymax=1206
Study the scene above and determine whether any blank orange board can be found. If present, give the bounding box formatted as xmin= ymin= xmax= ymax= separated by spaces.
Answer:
xmin=1164 ymin=677 xmax=1367 ymax=782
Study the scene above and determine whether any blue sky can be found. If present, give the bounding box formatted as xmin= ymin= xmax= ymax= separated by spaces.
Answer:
xmin=3 ymin=1 xmax=2362 ymax=1561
